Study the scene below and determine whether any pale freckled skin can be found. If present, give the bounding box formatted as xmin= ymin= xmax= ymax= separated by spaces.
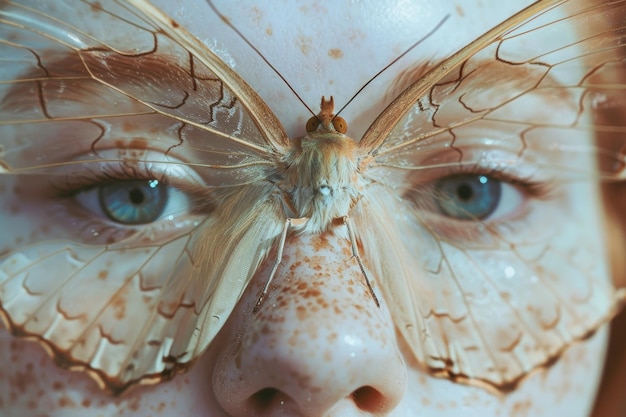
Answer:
xmin=0 ymin=0 xmax=622 ymax=416
xmin=212 ymin=232 xmax=406 ymax=416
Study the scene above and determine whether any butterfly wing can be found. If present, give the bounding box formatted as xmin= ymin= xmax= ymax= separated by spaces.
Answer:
xmin=0 ymin=0 xmax=286 ymax=392
xmin=356 ymin=0 xmax=626 ymax=391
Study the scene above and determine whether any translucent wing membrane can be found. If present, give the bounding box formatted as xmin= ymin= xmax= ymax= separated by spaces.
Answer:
xmin=0 ymin=0 xmax=287 ymax=392
xmin=0 ymin=190 xmax=284 ymax=392
xmin=362 ymin=0 xmax=626 ymax=181
xmin=0 ymin=0 xmax=625 ymax=395
xmin=356 ymin=0 xmax=626 ymax=391
xmin=0 ymin=0 xmax=288 ymax=181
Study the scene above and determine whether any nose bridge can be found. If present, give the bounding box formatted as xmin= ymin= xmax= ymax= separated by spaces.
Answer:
xmin=212 ymin=231 xmax=407 ymax=416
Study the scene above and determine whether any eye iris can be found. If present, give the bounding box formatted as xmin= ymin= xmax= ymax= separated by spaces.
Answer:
xmin=99 ymin=180 xmax=168 ymax=224
xmin=435 ymin=175 xmax=501 ymax=220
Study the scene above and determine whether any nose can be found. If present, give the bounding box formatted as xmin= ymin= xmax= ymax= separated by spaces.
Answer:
xmin=212 ymin=231 xmax=407 ymax=417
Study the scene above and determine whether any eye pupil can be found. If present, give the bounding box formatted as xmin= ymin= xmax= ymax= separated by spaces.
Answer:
xmin=128 ymin=187 xmax=145 ymax=205
xmin=456 ymin=184 xmax=473 ymax=201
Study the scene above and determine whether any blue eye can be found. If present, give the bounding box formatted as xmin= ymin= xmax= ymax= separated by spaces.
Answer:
xmin=99 ymin=180 xmax=168 ymax=224
xmin=435 ymin=175 xmax=502 ymax=220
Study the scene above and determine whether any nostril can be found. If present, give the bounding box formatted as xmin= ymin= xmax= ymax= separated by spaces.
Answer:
xmin=247 ymin=388 xmax=287 ymax=413
xmin=351 ymin=386 xmax=387 ymax=412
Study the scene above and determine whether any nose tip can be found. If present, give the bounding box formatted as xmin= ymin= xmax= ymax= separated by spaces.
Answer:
xmin=212 ymin=232 xmax=407 ymax=417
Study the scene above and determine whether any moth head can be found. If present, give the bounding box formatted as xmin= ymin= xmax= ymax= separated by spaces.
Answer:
xmin=305 ymin=96 xmax=348 ymax=135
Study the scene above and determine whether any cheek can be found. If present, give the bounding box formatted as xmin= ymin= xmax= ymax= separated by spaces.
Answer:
xmin=0 ymin=175 xmax=613 ymax=417
xmin=0 ymin=322 xmax=221 ymax=416
xmin=0 ymin=176 xmax=75 ymax=256
xmin=396 ymin=327 xmax=608 ymax=416
xmin=0 ymin=177 xmax=38 ymax=253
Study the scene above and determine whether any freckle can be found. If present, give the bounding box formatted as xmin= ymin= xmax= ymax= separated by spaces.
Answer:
xmin=456 ymin=4 xmax=465 ymax=17
xmin=81 ymin=398 xmax=91 ymax=407
xmin=111 ymin=293 xmax=127 ymax=319
xmin=316 ymin=298 xmax=328 ymax=308
xmin=328 ymin=48 xmax=343 ymax=59
xmin=52 ymin=380 xmax=64 ymax=390
xmin=297 ymin=35 xmax=312 ymax=55
xmin=98 ymin=270 xmax=108 ymax=280
xmin=302 ymin=288 xmax=321 ymax=298
xmin=127 ymin=396 xmax=141 ymax=411
xmin=58 ymin=395 xmax=76 ymax=407
xmin=265 ymin=26 xmax=272 ymax=36
xmin=296 ymin=305 xmax=306 ymax=320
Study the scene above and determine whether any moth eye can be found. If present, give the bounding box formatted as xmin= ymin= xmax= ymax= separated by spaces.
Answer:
xmin=434 ymin=174 xmax=516 ymax=220
xmin=75 ymin=179 xmax=187 ymax=225
xmin=332 ymin=116 xmax=348 ymax=134
xmin=306 ymin=116 xmax=320 ymax=132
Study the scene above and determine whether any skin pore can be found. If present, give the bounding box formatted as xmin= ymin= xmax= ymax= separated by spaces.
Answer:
xmin=0 ymin=0 xmax=620 ymax=416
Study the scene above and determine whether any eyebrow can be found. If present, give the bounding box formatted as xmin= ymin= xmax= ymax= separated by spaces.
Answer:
xmin=0 ymin=48 xmax=269 ymax=173
xmin=378 ymin=56 xmax=603 ymax=173
xmin=1 ymin=46 xmax=587 ymax=176
xmin=1 ymin=48 xmax=198 ymax=120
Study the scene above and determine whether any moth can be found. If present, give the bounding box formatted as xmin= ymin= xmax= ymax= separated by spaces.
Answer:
xmin=0 ymin=0 xmax=625 ymax=395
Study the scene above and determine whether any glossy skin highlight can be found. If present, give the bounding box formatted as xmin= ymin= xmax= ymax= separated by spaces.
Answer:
xmin=0 ymin=0 xmax=619 ymax=416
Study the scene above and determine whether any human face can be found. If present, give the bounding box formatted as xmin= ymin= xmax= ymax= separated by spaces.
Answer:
xmin=0 ymin=0 xmax=622 ymax=416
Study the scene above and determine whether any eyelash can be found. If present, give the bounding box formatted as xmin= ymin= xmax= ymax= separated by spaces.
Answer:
xmin=402 ymin=164 xmax=557 ymax=220
xmin=51 ymin=162 xmax=170 ymax=197
xmin=407 ymin=163 xmax=553 ymax=195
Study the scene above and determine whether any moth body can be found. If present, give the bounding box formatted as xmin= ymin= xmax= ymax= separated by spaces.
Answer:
xmin=281 ymin=97 xmax=365 ymax=234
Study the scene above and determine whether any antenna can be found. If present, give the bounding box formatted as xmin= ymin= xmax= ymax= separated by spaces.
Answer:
xmin=207 ymin=1 xmax=449 ymax=119
xmin=333 ymin=14 xmax=450 ymax=119
xmin=206 ymin=1 xmax=317 ymax=117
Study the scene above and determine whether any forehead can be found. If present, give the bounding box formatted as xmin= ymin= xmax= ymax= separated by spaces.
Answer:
xmin=149 ymin=0 xmax=540 ymax=137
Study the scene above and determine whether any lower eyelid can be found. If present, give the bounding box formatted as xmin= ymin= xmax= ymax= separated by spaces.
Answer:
xmin=55 ymin=190 xmax=206 ymax=247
